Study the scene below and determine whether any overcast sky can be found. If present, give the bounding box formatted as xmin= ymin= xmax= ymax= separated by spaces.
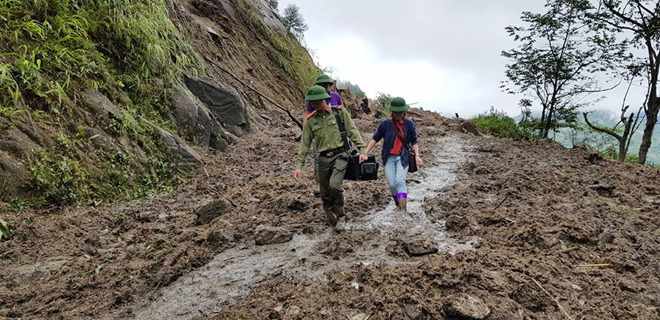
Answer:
xmin=280 ymin=0 xmax=647 ymax=118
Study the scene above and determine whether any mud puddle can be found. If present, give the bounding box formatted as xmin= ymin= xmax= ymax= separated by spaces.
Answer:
xmin=118 ymin=136 xmax=476 ymax=320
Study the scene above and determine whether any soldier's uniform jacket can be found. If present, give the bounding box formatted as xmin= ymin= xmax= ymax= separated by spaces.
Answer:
xmin=296 ymin=105 xmax=366 ymax=169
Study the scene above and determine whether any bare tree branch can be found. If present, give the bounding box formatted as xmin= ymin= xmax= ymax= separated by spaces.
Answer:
xmin=583 ymin=112 xmax=623 ymax=140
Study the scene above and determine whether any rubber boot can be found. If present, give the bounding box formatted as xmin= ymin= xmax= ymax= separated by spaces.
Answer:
xmin=325 ymin=210 xmax=338 ymax=228
xmin=333 ymin=207 xmax=346 ymax=232
xmin=334 ymin=207 xmax=352 ymax=221
xmin=399 ymin=198 xmax=408 ymax=213
xmin=334 ymin=216 xmax=345 ymax=232
xmin=392 ymin=195 xmax=400 ymax=207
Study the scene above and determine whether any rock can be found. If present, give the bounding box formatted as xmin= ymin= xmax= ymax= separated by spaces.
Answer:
xmin=443 ymin=293 xmax=490 ymax=319
xmin=250 ymin=0 xmax=286 ymax=31
xmin=155 ymin=125 xmax=202 ymax=171
xmin=184 ymin=76 xmax=249 ymax=137
xmin=255 ymin=225 xmax=292 ymax=245
xmin=172 ymin=85 xmax=237 ymax=151
xmin=206 ymin=219 xmax=234 ymax=248
xmin=79 ymin=89 xmax=125 ymax=122
xmin=404 ymin=238 xmax=439 ymax=256
xmin=446 ymin=215 xmax=470 ymax=232
xmin=0 ymin=151 xmax=28 ymax=197
xmin=195 ymin=199 xmax=234 ymax=225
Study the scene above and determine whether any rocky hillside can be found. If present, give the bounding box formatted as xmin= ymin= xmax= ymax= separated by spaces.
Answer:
xmin=0 ymin=0 xmax=318 ymax=208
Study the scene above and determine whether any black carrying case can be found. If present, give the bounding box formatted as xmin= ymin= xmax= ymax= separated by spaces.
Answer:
xmin=331 ymin=106 xmax=379 ymax=181
xmin=344 ymin=151 xmax=379 ymax=181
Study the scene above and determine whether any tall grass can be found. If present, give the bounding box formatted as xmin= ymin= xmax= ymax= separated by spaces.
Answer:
xmin=0 ymin=0 xmax=201 ymax=120
xmin=0 ymin=0 xmax=202 ymax=206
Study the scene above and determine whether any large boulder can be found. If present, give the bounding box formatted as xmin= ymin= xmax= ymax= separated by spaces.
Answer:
xmin=184 ymin=76 xmax=249 ymax=137
xmin=195 ymin=198 xmax=234 ymax=225
xmin=0 ymin=151 xmax=28 ymax=198
xmin=156 ymin=127 xmax=202 ymax=171
xmin=172 ymin=86 xmax=237 ymax=151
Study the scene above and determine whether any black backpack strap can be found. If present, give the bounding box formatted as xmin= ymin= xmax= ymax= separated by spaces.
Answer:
xmin=333 ymin=107 xmax=350 ymax=151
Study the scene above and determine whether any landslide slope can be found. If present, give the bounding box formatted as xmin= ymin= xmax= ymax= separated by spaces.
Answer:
xmin=0 ymin=0 xmax=317 ymax=208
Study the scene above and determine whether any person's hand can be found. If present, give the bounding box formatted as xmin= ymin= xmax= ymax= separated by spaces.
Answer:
xmin=359 ymin=154 xmax=368 ymax=163
xmin=293 ymin=169 xmax=302 ymax=181
xmin=416 ymin=155 xmax=424 ymax=167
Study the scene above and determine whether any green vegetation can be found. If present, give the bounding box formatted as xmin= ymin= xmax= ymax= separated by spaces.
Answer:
xmin=238 ymin=0 xmax=319 ymax=89
xmin=269 ymin=31 xmax=319 ymax=88
xmin=281 ymin=4 xmax=308 ymax=40
xmin=0 ymin=218 xmax=12 ymax=241
xmin=0 ymin=0 xmax=202 ymax=207
xmin=375 ymin=92 xmax=393 ymax=107
xmin=471 ymin=107 xmax=530 ymax=139
xmin=267 ymin=0 xmax=278 ymax=11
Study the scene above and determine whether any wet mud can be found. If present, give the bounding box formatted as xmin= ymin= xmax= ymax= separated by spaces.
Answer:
xmin=117 ymin=136 xmax=475 ymax=320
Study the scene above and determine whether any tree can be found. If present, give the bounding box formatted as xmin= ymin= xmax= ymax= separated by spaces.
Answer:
xmin=267 ymin=0 xmax=278 ymax=11
xmin=374 ymin=92 xmax=393 ymax=107
xmin=281 ymin=4 xmax=308 ymax=40
xmin=502 ymin=0 xmax=628 ymax=138
xmin=583 ymin=77 xmax=645 ymax=161
xmin=592 ymin=0 xmax=660 ymax=164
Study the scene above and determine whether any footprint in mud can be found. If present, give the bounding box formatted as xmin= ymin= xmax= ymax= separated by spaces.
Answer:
xmin=116 ymin=137 xmax=478 ymax=320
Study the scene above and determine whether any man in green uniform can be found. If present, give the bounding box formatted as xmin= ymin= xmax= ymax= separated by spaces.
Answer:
xmin=294 ymin=85 xmax=367 ymax=232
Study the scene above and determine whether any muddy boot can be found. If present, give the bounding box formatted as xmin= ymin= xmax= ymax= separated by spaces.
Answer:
xmin=325 ymin=210 xmax=338 ymax=228
xmin=399 ymin=198 xmax=408 ymax=213
xmin=334 ymin=207 xmax=353 ymax=221
xmin=334 ymin=216 xmax=345 ymax=232
xmin=392 ymin=195 xmax=400 ymax=207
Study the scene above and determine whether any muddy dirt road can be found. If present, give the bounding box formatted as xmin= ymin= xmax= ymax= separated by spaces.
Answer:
xmin=2 ymin=112 xmax=659 ymax=320
xmin=113 ymin=135 xmax=476 ymax=320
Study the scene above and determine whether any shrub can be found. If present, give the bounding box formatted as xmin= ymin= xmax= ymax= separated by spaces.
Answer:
xmin=471 ymin=107 xmax=530 ymax=139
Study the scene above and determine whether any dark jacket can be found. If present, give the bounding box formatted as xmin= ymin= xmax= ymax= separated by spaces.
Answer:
xmin=372 ymin=118 xmax=418 ymax=168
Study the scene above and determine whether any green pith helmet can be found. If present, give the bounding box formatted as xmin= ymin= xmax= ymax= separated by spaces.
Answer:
xmin=315 ymin=74 xmax=334 ymax=85
xmin=305 ymin=85 xmax=331 ymax=101
xmin=388 ymin=97 xmax=409 ymax=112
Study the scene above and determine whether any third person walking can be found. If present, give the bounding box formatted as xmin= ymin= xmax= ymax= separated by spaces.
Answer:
xmin=365 ymin=97 xmax=423 ymax=212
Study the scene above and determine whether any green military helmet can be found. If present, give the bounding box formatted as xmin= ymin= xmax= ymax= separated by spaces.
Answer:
xmin=305 ymin=85 xmax=331 ymax=101
xmin=388 ymin=97 xmax=410 ymax=112
xmin=315 ymin=74 xmax=334 ymax=85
